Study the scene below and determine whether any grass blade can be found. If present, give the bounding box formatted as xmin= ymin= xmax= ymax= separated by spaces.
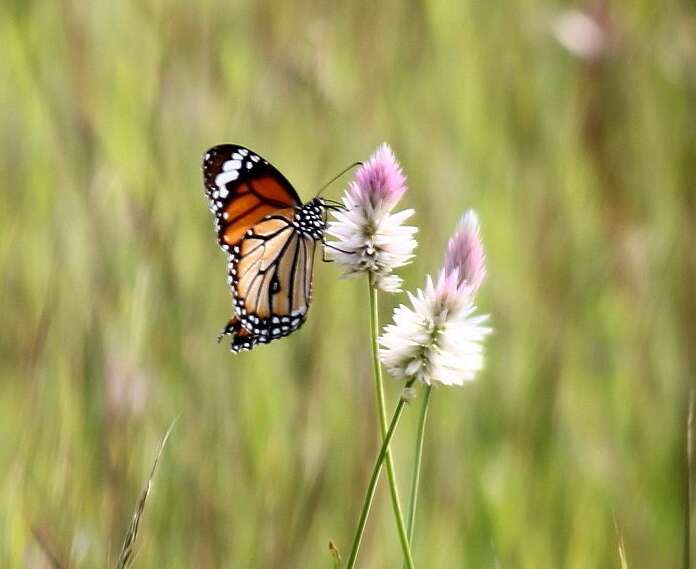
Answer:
xmin=686 ymin=389 xmax=694 ymax=569
xmin=114 ymin=420 xmax=177 ymax=569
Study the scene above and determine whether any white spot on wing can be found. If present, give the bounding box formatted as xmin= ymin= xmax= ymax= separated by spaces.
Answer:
xmin=223 ymin=159 xmax=242 ymax=171
xmin=215 ymin=170 xmax=239 ymax=187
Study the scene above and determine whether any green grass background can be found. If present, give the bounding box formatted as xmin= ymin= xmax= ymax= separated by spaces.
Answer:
xmin=1 ymin=1 xmax=695 ymax=567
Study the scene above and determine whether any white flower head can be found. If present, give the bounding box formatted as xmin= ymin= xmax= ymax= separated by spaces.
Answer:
xmin=326 ymin=143 xmax=417 ymax=292
xmin=379 ymin=211 xmax=492 ymax=386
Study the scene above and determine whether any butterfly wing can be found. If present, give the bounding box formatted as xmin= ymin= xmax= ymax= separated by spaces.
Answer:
xmin=202 ymin=144 xmax=302 ymax=251
xmin=203 ymin=145 xmax=321 ymax=353
xmin=220 ymin=216 xmax=318 ymax=352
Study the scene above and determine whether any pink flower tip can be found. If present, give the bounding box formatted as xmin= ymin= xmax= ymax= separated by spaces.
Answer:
xmin=442 ymin=210 xmax=486 ymax=296
xmin=352 ymin=143 xmax=407 ymax=211
xmin=551 ymin=9 xmax=609 ymax=62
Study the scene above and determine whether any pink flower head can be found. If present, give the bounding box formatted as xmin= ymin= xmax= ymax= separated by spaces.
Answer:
xmin=441 ymin=210 xmax=486 ymax=298
xmin=379 ymin=209 xmax=492 ymax=386
xmin=326 ymin=143 xmax=416 ymax=292
xmin=349 ymin=143 xmax=406 ymax=214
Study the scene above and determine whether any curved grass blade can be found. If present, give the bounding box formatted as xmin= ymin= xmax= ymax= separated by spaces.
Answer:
xmin=114 ymin=419 xmax=177 ymax=569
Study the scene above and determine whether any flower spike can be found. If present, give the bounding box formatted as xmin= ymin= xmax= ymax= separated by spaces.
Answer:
xmin=379 ymin=211 xmax=492 ymax=386
xmin=326 ymin=144 xmax=417 ymax=292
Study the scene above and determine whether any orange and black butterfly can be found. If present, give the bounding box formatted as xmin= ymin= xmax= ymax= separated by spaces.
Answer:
xmin=202 ymin=144 xmax=339 ymax=353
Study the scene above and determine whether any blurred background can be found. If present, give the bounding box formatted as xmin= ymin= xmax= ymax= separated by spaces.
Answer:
xmin=1 ymin=1 xmax=695 ymax=567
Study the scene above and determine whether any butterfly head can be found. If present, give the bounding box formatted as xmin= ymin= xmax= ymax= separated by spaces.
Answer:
xmin=294 ymin=198 xmax=326 ymax=241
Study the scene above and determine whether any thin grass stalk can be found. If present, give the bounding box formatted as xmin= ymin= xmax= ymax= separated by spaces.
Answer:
xmin=114 ymin=420 xmax=176 ymax=569
xmin=368 ymin=278 xmax=415 ymax=569
xmin=405 ymin=384 xmax=432 ymax=551
xmin=618 ymin=531 xmax=629 ymax=569
xmin=345 ymin=380 xmax=415 ymax=569
xmin=686 ymin=389 xmax=694 ymax=569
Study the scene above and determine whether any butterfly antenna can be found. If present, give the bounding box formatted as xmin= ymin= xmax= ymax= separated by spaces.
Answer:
xmin=317 ymin=162 xmax=362 ymax=197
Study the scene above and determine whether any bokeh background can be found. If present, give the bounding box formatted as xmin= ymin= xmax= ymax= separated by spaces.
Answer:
xmin=2 ymin=1 xmax=695 ymax=567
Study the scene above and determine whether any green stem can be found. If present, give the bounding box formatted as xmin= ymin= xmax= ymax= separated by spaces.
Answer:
xmin=345 ymin=381 xmax=415 ymax=569
xmin=406 ymin=385 xmax=432 ymax=547
xmin=685 ymin=389 xmax=694 ymax=569
xmin=367 ymin=279 xmax=415 ymax=569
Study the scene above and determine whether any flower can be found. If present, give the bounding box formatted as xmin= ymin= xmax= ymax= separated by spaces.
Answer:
xmin=442 ymin=210 xmax=486 ymax=296
xmin=551 ymin=9 xmax=609 ymax=62
xmin=379 ymin=274 xmax=491 ymax=386
xmin=379 ymin=212 xmax=491 ymax=386
xmin=326 ymin=143 xmax=417 ymax=292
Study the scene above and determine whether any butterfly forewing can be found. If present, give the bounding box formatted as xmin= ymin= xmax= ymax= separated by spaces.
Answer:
xmin=203 ymin=145 xmax=302 ymax=251
xmin=202 ymin=144 xmax=326 ymax=353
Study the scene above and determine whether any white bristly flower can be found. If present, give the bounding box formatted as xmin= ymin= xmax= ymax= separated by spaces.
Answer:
xmin=326 ymin=143 xmax=417 ymax=292
xmin=379 ymin=211 xmax=492 ymax=386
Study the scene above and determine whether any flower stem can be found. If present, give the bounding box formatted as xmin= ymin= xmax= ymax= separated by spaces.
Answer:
xmin=367 ymin=279 xmax=415 ymax=569
xmin=406 ymin=385 xmax=432 ymax=547
xmin=345 ymin=381 xmax=415 ymax=569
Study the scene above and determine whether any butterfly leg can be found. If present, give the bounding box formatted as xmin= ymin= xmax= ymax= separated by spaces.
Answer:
xmin=322 ymin=245 xmax=334 ymax=263
xmin=216 ymin=317 xmax=238 ymax=343
xmin=217 ymin=317 xmax=261 ymax=352
xmin=321 ymin=240 xmax=355 ymax=262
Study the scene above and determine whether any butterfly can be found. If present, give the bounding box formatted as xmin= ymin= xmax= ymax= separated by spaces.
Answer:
xmin=202 ymin=144 xmax=338 ymax=353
